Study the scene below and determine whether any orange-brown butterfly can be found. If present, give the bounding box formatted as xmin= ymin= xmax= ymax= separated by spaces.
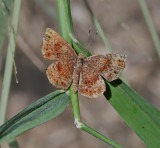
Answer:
xmin=41 ymin=28 xmax=126 ymax=98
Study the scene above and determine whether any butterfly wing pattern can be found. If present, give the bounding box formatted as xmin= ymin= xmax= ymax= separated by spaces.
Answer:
xmin=79 ymin=66 xmax=106 ymax=98
xmin=83 ymin=54 xmax=126 ymax=82
xmin=42 ymin=28 xmax=77 ymax=60
xmin=46 ymin=60 xmax=75 ymax=89
xmin=42 ymin=28 xmax=77 ymax=89
xmin=42 ymin=28 xmax=126 ymax=98
xmin=78 ymin=54 xmax=126 ymax=98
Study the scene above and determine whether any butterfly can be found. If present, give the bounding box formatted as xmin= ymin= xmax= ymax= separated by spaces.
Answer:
xmin=41 ymin=28 xmax=126 ymax=98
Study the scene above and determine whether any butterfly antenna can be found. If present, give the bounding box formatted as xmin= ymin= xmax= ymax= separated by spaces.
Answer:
xmin=88 ymin=26 xmax=92 ymax=37
xmin=85 ymin=26 xmax=92 ymax=45
xmin=86 ymin=30 xmax=98 ymax=49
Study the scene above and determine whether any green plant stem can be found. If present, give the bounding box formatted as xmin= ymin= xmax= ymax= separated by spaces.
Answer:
xmin=84 ymin=0 xmax=112 ymax=53
xmin=57 ymin=0 xmax=81 ymax=123
xmin=138 ymin=0 xmax=160 ymax=58
xmin=81 ymin=123 xmax=124 ymax=148
xmin=0 ymin=0 xmax=14 ymax=52
xmin=0 ymin=0 xmax=22 ymax=126
xmin=57 ymin=0 xmax=73 ymax=44
xmin=57 ymin=0 xmax=124 ymax=147
xmin=70 ymin=84 xmax=81 ymax=122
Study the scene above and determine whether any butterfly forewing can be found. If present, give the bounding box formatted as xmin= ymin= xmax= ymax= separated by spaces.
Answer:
xmin=42 ymin=28 xmax=77 ymax=60
xmin=84 ymin=54 xmax=126 ymax=82
xmin=79 ymin=66 xmax=106 ymax=98
xmin=46 ymin=60 xmax=75 ymax=89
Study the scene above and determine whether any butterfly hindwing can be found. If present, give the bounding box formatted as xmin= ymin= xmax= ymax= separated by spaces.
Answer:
xmin=42 ymin=28 xmax=77 ymax=60
xmin=46 ymin=60 xmax=75 ymax=89
xmin=79 ymin=66 xmax=106 ymax=98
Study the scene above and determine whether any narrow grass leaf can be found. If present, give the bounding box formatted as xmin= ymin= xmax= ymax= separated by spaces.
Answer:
xmin=0 ymin=91 xmax=70 ymax=144
xmin=0 ymin=0 xmax=22 ymax=125
xmin=138 ymin=0 xmax=160 ymax=58
xmin=104 ymin=80 xmax=160 ymax=148
xmin=0 ymin=0 xmax=13 ymax=51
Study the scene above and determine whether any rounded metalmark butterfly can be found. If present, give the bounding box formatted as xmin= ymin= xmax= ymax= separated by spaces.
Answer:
xmin=41 ymin=28 xmax=126 ymax=98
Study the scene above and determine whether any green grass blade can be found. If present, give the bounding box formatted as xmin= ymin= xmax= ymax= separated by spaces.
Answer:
xmin=105 ymin=80 xmax=160 ymax=148
xmin=0 ymin=0 xmax=13 ymax=51
xmin=0 ymin=0 xmax=22 ymax=126
xmin=0 ymin=90 xmax=62 ymax=134
xmin=138 ymin=0 xmax=160 ymax=58
xmin=0 ymin=90 xmax=70 ymax=144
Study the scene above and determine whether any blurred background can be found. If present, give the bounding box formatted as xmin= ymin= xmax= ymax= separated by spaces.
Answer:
xmin=1 ymin=0 xmax=160 ymax=147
